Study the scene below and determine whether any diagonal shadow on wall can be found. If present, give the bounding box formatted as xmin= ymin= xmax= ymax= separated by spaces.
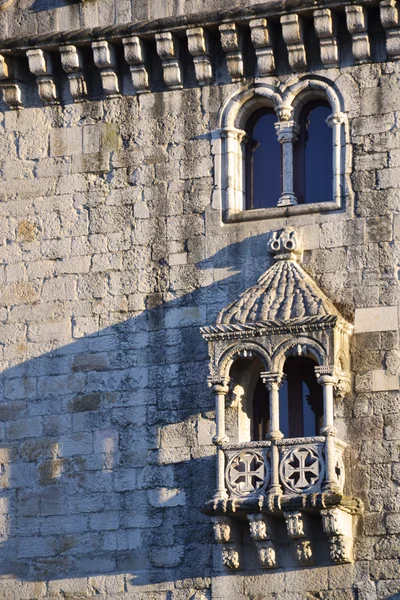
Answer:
xmin=0 ymin=233 xmax=275 ymax=592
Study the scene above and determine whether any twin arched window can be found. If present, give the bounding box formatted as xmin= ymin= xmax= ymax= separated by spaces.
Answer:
xmin=229 ymin=354 xmax=323 ymax=443
xmin=244 ymin=101 xmax=333 ymax=210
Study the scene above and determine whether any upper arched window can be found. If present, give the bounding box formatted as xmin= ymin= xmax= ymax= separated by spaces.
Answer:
xmin=245 ymin=109 xmax=281 ymax=210
xmin=294 ymin=101 xmax=333 ymax=205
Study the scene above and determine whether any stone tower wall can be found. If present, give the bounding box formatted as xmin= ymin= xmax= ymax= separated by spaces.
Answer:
xmin=0 ymin=1 xmax=398 ymax=599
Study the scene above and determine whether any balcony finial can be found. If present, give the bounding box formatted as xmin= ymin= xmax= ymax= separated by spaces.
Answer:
xmin=267 ymin=227 xmax=303 ymax=262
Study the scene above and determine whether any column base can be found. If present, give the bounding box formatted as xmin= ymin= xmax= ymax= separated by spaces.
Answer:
xmin=277 ymin=193 xmax=298 ymax=206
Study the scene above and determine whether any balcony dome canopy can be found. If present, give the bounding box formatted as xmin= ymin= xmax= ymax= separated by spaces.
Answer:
xmin=216 ymin=228 xmax=342 ymax=326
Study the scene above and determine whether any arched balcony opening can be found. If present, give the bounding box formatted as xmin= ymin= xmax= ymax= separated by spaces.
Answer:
xmin=228 ymin=356 xmax=270 ymax=443
xmin=280 ymin=356 xmax=323 ymax=438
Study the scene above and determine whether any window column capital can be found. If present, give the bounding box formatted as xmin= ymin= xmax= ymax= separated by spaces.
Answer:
xmin=326 ymin=111 xmax=346 ymax=127
xmin=274 ymin=120 xmax=300 ymax=143
xmin=208 ymin=375 xmax=230 ymax=395
xmin=261 ymin=371 xmax=286 ymax=391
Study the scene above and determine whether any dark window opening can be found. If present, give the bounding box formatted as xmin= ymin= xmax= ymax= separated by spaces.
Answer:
xmin=245 ymin=109 xmax=281 ymax=210
xmin=294 ymin=101 xmax=333 ymax=205
xmin=280 ymin=356 xmax=323 ymax=438
xmin=252 ymin=378 xmax=270 ymax=441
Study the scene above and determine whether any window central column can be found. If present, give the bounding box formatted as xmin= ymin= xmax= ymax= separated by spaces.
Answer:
xmin=274 ymin=120 xmax=299 ymax=206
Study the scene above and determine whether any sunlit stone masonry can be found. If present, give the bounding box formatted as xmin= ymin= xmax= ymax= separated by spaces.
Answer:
xmin=0 ymin=0 xmax=398 ymax=599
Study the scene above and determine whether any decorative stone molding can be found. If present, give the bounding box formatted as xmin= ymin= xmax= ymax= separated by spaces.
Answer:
xmin=321 ymin=507 xmax=353 ymax=563
xmin=0 ymin=54 xmax=22 ymax=109
xmin=219 ymin=23 xmax=244 ymax=82
xmin=187 ymin=27 xmax=213 ymax=86
xmin=221 ymin=547 xmax=240 ymax=569
xmin=122 ymin=36 xmax=150 ymax=94
xmin=212 ymin=516 xmax=234 ymax=543
xmin=248 ymin=514 xmax=277 ymax=568
xmin=280 ymin=14 xmax=307 ymax=71
xmin=284 ymin=511 xmax=314 ymax=566
xmin=313 ymin=9 xmax=339 ymax=66
xmin=59 ymin=45 xmax=87 ymax=101
xmin=380 ymin=0 xmax=400 ymax=57
xmin=345 ymin=6 xmax=370 ymax=62
xmin=155 ymin=32 xmax=183 ymax=90
xmin=249 ymin=18 xmax=275 ymax=76
xmin=92 ymin=41 xmax=120 ymax=97
xmin=26 ymin=49 xmax=58 ymax=104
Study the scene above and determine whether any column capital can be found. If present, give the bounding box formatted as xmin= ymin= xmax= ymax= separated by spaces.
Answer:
xmin=208 ymin=375 xmax=230 ymax=394
xmin=315 ymin=365 xmax=338 ymax=385
xmin=326 ymin=112 xmax=346 ymax=127
xmin=274 ymin=120 xmax=300 ymax=143
xmin=261 ymin=371 xmax=286 ymax=390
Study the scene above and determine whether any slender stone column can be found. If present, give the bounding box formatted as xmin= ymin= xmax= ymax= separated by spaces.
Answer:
xmin=274 ymin=121 xmax=299 ymax=206
xmin=326 ymin=112 xmax=346 ymax=206
xmin=261 ymin=372 xmax=285 ymax=497
xmin=221 ymin=128 xmax=247 ymax=215
xmin=316 ymin=369 xmax=339 ymax=493
xmin=208 ymin=377 xmax=230 ymax=500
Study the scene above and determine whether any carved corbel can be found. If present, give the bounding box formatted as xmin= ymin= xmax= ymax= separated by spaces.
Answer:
xmin=0 ymin=54 xmax=23 ymax=109
xmin=280 ymin=14 xmax=307 ymax=71
xmin=219 ymin=23 xmax=244 ymax=82
xmin=26 ymin=49 xmax=58 ymax=104
xmin=313 ymin=9 xmax=339 ymax=66
xmin=123 ymin=36 xmax=150 ymax=94
xmin=59 ymin=45 xmax=87 ymax=101
xmin=284 ymin=511 xmax=314 ymax=566
xmin=380 ymin=0 xmax=400 ymax=57
xmin=321 ymin=507 xmax=353 ymax=564
xmin=187 ymin=27 xmax=213 ymax=86
xmin=248 ymin=514 xmax=277 ymax=569
xmin=345 ymin=6 xmax=370 ymax=62
xmin=155 ymin=32 xmax=183 ymax=90
xmin=249 ymin=18 xmax=275 ymax=76
xmin=212 ymin=516 xmax=240 ymax=570
xmin=92 ymin=40 xmax=120 ymax=97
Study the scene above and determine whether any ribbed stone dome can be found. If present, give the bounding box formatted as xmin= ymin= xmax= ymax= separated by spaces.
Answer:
xmin=217 ymin=258 xmax=341 ymax=325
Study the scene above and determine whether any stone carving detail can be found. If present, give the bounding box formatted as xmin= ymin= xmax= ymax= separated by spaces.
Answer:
xmin=187 ymin=28 xmax=213 ymax=86
xmin=345 ymin=6 xmax=370 ymax=62
xmin=280 ymin=445 xmax=324 ymax=494
xmin=155 ymin=32 xmax=183 ymax=90
xmin=248 ymin=518 xmax=268 ymax=541
xmin=226 ymin=451 xmax=269 ymax=497
xmin=296 ymin=539 xmax=314 ymax=566
xmin=26 ymin=49 xmax=58 ymax=104
xmin=249 ymin=18 xmax=275 ymax=75
xmin=212 ymin=518 xmax=232 ymax=543
xmin=60 ymin=45 xmax=87 ymax=101
xmin=0 ymin=54 xmax=22 ymax=109
xmin=280 ymin=14 xmax=307 ymax=70
xmin=219 ymin=23 xmax=244 ymax=82
xmin=222 ymin=547 xmax=240 ymax=569
xmin=123 ymin=36 xmax=150 ymax=94
xmin=92 ymin=41 xmax=120 ymax=97
xmin=380 ymin=0 xmax=400 ymax=57
xmin=321 ymin=507 xmax=353 ymax=564
xmin=313 ymin=9 xmax=339 ymax=66
xmin=258 ymin=542 xmax=276 ymax=568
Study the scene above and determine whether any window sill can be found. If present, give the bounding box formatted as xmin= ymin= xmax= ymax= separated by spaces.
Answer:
xmin=224 ymin=200 xmax=341 ymax=223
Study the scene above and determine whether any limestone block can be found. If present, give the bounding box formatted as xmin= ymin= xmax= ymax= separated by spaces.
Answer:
xmin=148 ymin=487 xmax=186 ymax=507
xmin=155 ymin=32 xmax=183 ymax=90
xmin=149 ymin=545 xmax=184 ymax=568
xmin=123 ymin=36 xmax=150 ymax=94
xmin=314 ymin=9 xmax=339 ymax=66
xmin=354 ymin=306 xmax=398 ymax=332
xmin=92 ymin=41 xmax=119 ymax=96
xmin=187 ymin=27 xmax=213 ymax=86
xmin=26 ymin=49 xmax=58 ymax=104
xmin=281 ymin=14 xmax=307 ymax=71
xmin=249 ymin=18 xmax=275 ymax=75
xmin=372 ymin=369 xmax=399 ymax=392
xmin=345 ymin=6 xmax=370 ymax=62
xmin=219 ymin=23 xmax=244 ymax=81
